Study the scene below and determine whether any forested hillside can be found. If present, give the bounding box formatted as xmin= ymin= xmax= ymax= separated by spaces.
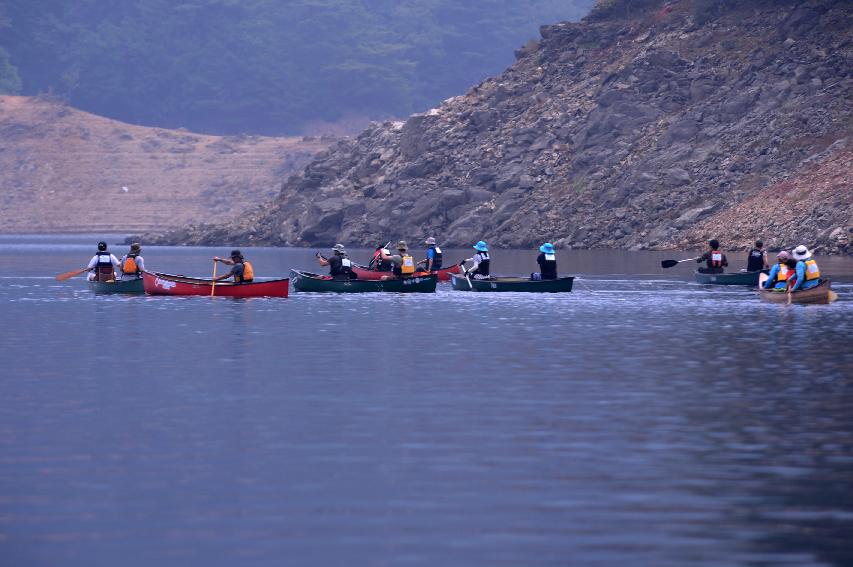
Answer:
xmin=0 ymin=0 xmax=592 ymax=135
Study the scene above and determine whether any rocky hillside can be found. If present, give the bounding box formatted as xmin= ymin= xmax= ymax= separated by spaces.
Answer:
xmin=0 ymin=95 xmax=331 ymax=233
xmin=154 ymin=0 xmax=852 ymax=254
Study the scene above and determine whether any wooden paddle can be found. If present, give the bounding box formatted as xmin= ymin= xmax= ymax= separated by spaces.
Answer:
xmin=460 ymin=262 xmax=472 ymax=290
xmin=56 ymin=267 xmax=89 ymax=281
xmin=211 ymin=260 xmax=217 ymax=297
xmin=661 ymin=257 xmax=700 ymax=269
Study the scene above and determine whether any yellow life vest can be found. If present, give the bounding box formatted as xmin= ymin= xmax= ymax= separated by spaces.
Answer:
xmin=241 ymin=261 xmax=254 ymax=282
xmin=803 ymin=259 xmax=820 ymax=281
xmin=777 ymin=263 xmax=791 ymax=282
xmin=401 ymin=255 xmax=415 ymax=275
xmin=122 ymin=256 xmax=138 ymax=274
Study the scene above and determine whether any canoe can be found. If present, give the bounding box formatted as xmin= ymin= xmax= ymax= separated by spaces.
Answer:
xmin=142 ymin=271 xmax=289 ymax=297
xmin=694 ymin=270 xmax=767 ymax=286
xmin=757 ymin=273 xmax=837 ymax=304
xmin=351 ymin=262 xmax=461 ymax=282
xmin=291 ymin=270 xmax=437 ymax=293
xmin=450 ymin=274 xmax=574 ymax=292
xmin=88 ymin=278 xmax=145 ymax=294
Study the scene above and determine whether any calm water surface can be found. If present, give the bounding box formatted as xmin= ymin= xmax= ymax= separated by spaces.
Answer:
xmin=1 ymin=235 xmax=851 ymax=566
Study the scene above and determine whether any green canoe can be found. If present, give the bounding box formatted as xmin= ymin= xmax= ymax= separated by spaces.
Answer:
xmin=694 ymin=270 xmax=767 ymax=286
xmin=88 ymin=278 xmax=145 ymax=294
xmin=290 ymin=270 xmax=437 ymax=293
xmin=450 ymin=274 xmax=574 ymax=292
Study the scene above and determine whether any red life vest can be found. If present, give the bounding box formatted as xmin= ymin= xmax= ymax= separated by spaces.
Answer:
xmin=710 ymin=250 xmax=723 ymax=268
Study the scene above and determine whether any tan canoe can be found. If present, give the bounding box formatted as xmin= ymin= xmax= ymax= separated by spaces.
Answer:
xmin=757 ymin=273 xmax=837 ymax=305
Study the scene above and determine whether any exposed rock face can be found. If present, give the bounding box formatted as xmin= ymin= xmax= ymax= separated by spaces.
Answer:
xmin=156 ymin=0 xmax=852 ymax=254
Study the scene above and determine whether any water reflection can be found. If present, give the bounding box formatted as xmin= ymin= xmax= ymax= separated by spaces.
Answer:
xmin=0 ymin=239 xmax=851 ymax=566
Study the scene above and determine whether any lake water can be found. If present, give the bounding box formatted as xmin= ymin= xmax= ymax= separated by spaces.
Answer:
xmin=1 ymin=235 xmax=851 ymax=567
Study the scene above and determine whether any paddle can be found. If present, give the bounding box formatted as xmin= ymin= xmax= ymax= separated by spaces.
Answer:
xmin=460 ymin=262 xmax=472 ymax=290
xmin=55 ymin=267 xmax=89 ymax=281
xmin=661 ymin=257 xmax=700 ymax=269
xmin=211 ymin=260 xmax=217 ymax=297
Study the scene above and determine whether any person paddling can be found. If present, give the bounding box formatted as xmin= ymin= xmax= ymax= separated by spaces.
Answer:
xmin=317 ymin=243 xmax=355 ymax=280
xmin=118 ymin=243 xmax=145 ymax=281
xmin=532 ymin=242 xmax=557 ymax=280
xmin=461 ymin=241 xmax=490 ymax=279
xmin=369 ymin=244 xmax=393 ymax=272
xmin=419 ymin=237 xmax=443 ymax=273
xmin=746 ymin=240 xmax=769 ymax=272
xmin=696 ymin=239 xmax=727 ymax=274
xmin=789 ymin=245 xmax=822 ymax=292
xmin=762 ymin=251 xmax=793 ymax=290
xmin=212 ymin=250 xmax=254 ymax=283
xmin=380 ymin=241 xmax=417 ymax=277
xmin=86 ymin=241 xmax=120 ymax=282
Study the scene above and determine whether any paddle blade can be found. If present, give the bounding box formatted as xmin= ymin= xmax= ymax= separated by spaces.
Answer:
xmin=660 ymin=259 xmax=679 ymax=269
xmin=56 ymin=268 xmax=88 ymax=281
xmin=828 ymin=290 xmax=839 ymax=303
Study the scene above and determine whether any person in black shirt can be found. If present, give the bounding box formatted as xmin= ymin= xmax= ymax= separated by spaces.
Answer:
xmin=317 ymin=243 xmax=354 ymax=280
xmin=746 ymin=240 xmax=769 ymax=272
xmin=532 ymin=242 xmax=558 ymax=280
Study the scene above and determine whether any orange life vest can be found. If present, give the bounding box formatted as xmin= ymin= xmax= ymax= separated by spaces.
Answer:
xmin=777 ymin=263 xmax=791 ymax=283
xmin=237 ymin=261 xmax=254 ymax=283
xmin=122 ymin=255 xmax=139 ymax=275
xmin=803 ymin=259 xmax=820 ymax=281
xmin=710 ymin=250 xmax=723 ymax=268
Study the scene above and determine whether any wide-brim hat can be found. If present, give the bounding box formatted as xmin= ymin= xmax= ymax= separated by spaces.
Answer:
xmin=539 ymin=243 xmax=555 ymax=254
xmin=425 ymin=237 xmax=436 ymax=245
xmin=332 ymin=243 xmax=346 ymax=253
xmin=230 ymin=249 xmax=242 ymax=259
xmin=792 ymin=245 xmax=812 ymax=260
xmin=130 ymin=242 xmax=141 ymax=252
xmin=473 ymin=240 xmax=488 ymax=252
xmin=396 ymin=240 xmax=408 ymax=251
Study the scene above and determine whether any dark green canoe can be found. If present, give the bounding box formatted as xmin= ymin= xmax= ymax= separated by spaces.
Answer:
xmin=88 ymin=278 xmax=145 ymax=294
xmin=290 ymin=270 xmax=437 ymax=293
xmin=693 ymin=270 xmax=767 ymax=286
xmin=450 ymin=274 xmax=574 ymax=292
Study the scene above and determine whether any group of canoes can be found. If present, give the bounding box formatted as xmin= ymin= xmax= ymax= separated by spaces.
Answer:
xmin=65 ymin=237 xmax=836 ymax=303
xmin=667 ymin=239 xmax=835 ymax=304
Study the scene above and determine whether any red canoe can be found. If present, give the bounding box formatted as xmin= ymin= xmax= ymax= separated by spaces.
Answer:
xmin=351 ymin=263 xmax=460 ymax=282
xmin=142 ymin=271 xmax=289 ymax=297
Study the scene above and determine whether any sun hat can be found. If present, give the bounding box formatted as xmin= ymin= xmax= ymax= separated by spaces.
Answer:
xmin=473 ymin=240 xmax=489 ymax=252
xmin=776 ymin=250 xmax=790 ymax=260
xmin=539 ymin=242 xmax=555 ymax=254
xmin=129 ymin=242 xmax=141 ymax=253
xmin=396 ymin=240 xmax=408 ymax=251
xmin=230 ymin=249 xmax=242 ymax=259
xmin=425 ymin=237 xmax=436 ymax=245
xmin=332 ymin=243 xmax=346 ymax=253
xmin=792 ymin=245 xmax=812 ymax=260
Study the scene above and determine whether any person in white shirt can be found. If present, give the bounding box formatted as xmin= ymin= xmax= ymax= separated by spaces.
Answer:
xmin=86 ymin=241 xmax=120 ymax=282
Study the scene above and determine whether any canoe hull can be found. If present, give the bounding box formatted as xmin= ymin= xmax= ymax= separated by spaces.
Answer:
xmin=451 ymin=275 xmax=574 ymax=292
xmin=694 ymin=270 xmax=766 ymax=286
xmin=757 ymin=275 xmax=835 ymax=305
xmin=88 ymin=278 xmax=145 ymax=294
xmin=142 ymin=271 xmax=289 ymax=297
xmin=351 ymin=263 xmax=460 ymax=282
xmin=291 ymin=270 xmax=437 ymax=293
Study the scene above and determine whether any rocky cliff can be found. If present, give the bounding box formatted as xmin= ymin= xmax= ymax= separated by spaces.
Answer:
xmin=0 ymin=95 xmax=331 ymax=233
xmin=155 ymin=0 xmax=852 ymax=254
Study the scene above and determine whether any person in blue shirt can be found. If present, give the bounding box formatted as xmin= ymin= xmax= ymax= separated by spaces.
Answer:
xmin=762 ymin=250 xmax=793 ymax=290
xmin=420 ymin=237 xmax=443 ymax=272
xmin=789 ymin=245 xmax=822 ymax=291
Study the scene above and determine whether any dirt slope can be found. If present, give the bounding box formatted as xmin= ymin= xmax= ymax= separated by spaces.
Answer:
xmin=0 ymin=95 xmax=331 ymax=233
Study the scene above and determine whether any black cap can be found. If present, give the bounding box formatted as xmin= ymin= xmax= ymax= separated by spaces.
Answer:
xmin=230 ymin=249 xmax=242 ymax=258
xmin=97 ymin=241 xmax=107 ymax=251
xmin=709 ymin=239 xmax=720 ymax=249
xmin=755 ymin=240 xmax=763 ymax=247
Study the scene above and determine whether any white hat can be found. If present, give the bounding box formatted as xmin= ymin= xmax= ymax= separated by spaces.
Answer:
xmin=425 ymin=237 xmax=436 ymax=245
xmin=792 ymin=245 xmax=812 ymax=260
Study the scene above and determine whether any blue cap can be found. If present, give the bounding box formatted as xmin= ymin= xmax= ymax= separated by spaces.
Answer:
xmin=473 ymin=240 xmax=489 ymax=252
xmin=539 ymin=243 xmax=555 ymax=254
